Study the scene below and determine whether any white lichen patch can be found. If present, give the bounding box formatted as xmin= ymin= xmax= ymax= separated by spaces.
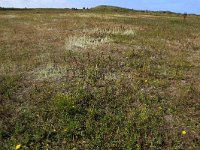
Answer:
xmin=104 ymin=73 xmax=118 ymax=81
xmin=84 ymin=27 xmax=136 ymax=36
xmin=121 ymin=29 xmax=136 ymax=36
xmin=33 ymin=63 xmax=68 ymax=80
xmin=34 ymin=53 xmax=51 ymax=63
xmin=0 ymin=14 xmax=18 ymax=19
xmin=65 ymin=35 xmax=111 ymax=50
xmin=74 ymin=13 xmax=116 ymax=19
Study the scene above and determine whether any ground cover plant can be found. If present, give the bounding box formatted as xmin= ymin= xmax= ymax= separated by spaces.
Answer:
xmin=0 ymin=7 xmax=200 ymax=149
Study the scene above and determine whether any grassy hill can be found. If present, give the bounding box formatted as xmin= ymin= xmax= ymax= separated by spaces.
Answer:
xmin=91 ymin=5 xmax=192 ymax=16
xmin=90 ymin=5 xmax=133 ymax=12
xmin=0 ymin=8 xmax=200 ymax=149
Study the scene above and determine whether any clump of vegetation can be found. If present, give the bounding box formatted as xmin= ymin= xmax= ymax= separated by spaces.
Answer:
xmin=0 ymin=7 xmax=200 ymax=149
xmin=33 ymin=63 xmax=68 ymax=80
xmin=84 ymin=27 xmax=136 ymax=36
xmin=65 ymin=35 xmax=111 ymax=50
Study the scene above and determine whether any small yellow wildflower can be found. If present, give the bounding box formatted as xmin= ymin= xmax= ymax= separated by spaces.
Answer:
xmin=16 ymin=144 xmax=21 ymax=150
xmin=64 ymin=128 xmax=68 ymax=132
xmin=145 ymin=80 xmax=148 ymax=83
xmin=53 ymin=129 xmax=56 ymax=132
xmin=46 ymin=144 xmax=49 ymax=150
xmin=182 ymin=130 xmax=187 ymax=135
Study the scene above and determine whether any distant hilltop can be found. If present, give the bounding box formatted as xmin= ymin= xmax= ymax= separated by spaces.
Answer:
xmin=90 ymin=5 xmax=196 ymax=15
xmin=91 ymin=5 xmax=131 ymax=12
xmin=91 ymin=5 xmax=175 ymax=14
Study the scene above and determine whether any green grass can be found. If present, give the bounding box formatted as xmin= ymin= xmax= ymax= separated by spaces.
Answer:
xmin=0 ymin=9 xmax=200 ymax=149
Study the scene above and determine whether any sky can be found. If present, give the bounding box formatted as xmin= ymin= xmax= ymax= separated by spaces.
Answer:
xmin=0 ymin=0 xmax=199 ymax=14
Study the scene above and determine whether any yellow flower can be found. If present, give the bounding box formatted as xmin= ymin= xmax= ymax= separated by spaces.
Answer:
xmin=64 ymin=128 xmax=68 ymax=132
xmin=182 ymin=130 xmax=187 ymax=135
xmin=16 ymin=144 xmax=21 ymax=150
xmin=46 ymin=144 xmax=49 ymax=150
xmin=145 ymin=80 xmax=148 ymax=83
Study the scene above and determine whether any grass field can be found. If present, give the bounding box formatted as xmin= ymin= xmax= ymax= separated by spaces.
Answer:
xmin=0 ymin=8 xmax=200 ymax=149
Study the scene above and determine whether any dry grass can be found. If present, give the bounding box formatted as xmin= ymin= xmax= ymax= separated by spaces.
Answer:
xmin=65 ymin=35 xmax=111 ymax=50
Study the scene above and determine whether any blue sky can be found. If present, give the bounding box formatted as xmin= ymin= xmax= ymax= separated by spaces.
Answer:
xmin=0 ymin=0 xmax=199 ymax=14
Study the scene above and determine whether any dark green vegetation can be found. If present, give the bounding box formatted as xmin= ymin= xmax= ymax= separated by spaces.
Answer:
xmin=91 ymin=5 xmax=131 ymax=12
xmin=0 ymin=8 xmax=200 ymax=149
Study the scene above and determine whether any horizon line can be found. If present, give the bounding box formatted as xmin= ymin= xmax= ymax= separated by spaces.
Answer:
xmin=0 ymin=5 xmax=199 ymax=15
